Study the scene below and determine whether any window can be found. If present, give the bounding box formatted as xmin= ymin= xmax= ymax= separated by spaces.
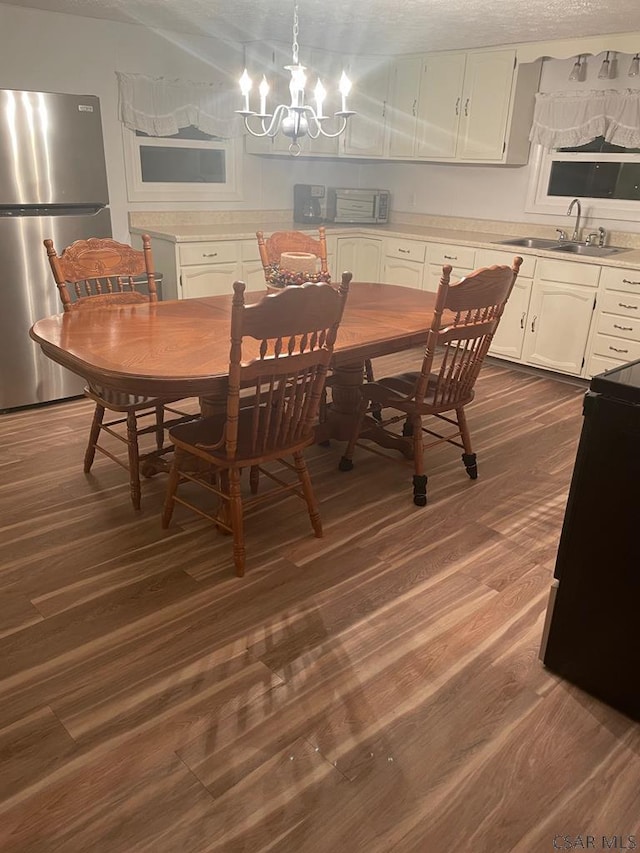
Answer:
xmin=527 ymin=140 xmax=640 ymax=220
xmin=122 ymin=125 xmax=242 ymax=203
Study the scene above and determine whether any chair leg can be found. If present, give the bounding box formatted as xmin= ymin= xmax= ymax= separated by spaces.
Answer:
xmin=155 ymin=405 xmax=165 ymax=452
xmin=338 ymin=396 xmax=369 ymax=472
xmin=126 ymin=411 xmax=142 ymax=511
xmin=411 ymin=414 xmax=428 ymax=507
xmin=293 ymin=451 xmax=323 ymax=538
xmin=161 ymin=448 xmax=183 ymax=528
xmin=83 ymin=403 xmax=105 ymax=472
xmin=227 ymin=467 xmax=246 ymax=577
xmin=457 ymin=406 xmax=478 ymax=480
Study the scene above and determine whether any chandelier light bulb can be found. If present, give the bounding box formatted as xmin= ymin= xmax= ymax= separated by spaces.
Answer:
xmin=314 ymin=79 xmax=326 ymax=119
xmin=239 ymin=69 xmax=252 ymax=112
xmin=258 ymin=76 xmax=269 ymax=116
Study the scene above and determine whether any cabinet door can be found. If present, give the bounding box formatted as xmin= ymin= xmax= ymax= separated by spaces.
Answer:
xmin=382 ymin=258 xmax=423 ymax=289
xmin=523 ymin=282 xmax=596 ymax=375
xmin=415 ymin=52 xmax=466 ymax=159
xmin=241 ymin=260 xmax=268 ymax=290
xmin=488 ymin=278 xmax=532 ymax=360
xmin=181 ymin=262 xmax=239 ymax=299
xmin=386 ymin=55 xmax=421 ymax=159
xmin=358 ymin=239 xmax=383 ymax=281
xmin=336 ymin=237 xmax=382 ymax=281
xmin=457 ymin=50 xmax=515 ymax=161
xmin=342 ymin=57 xmax=389 ymax=157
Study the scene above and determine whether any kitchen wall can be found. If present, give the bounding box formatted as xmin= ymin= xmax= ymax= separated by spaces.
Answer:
xmin=0 ymin=3 xmax=361 ymax=240
xmin=1 ymin=3 xmax=639 ymax=238
xmin=364 ymin=50 xmax=640 ymax=234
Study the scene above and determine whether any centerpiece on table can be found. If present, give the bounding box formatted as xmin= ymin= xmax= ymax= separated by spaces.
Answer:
xmin=265 ymin=251 xmax=332 ymax=292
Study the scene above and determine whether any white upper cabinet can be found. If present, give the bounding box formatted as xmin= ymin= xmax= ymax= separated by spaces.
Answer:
xmin=386 ymin=55 xmax=423 ymax=159
xmin=415 ymin=53 xmax=466 ymax=159
xmin=242 ymin=45 xmax=541 ymax=164
xmin=457 ymin=50 xmax=516 ymax=161
xmin=341 ymin=55 xmax=389 ymax=158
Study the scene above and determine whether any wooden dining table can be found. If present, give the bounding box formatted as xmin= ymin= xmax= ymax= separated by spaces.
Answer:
xmin=30 ymin=282 xmax=438 ymax=443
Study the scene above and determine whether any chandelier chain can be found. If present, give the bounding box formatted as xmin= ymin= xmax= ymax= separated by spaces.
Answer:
xmin=292 ymin=3 xmax=299 ymax=65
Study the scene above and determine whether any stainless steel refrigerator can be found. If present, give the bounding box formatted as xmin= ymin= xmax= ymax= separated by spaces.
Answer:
xmin=0 ymin=88 xmax=112 ymax=410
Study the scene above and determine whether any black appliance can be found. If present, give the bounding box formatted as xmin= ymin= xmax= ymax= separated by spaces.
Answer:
xmin=293 ymin=184 xmax=325 ymax=224
xmin=540 ymin=358 xmax=640 ymax=720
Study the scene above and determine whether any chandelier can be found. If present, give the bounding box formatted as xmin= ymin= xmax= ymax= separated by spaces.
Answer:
xmin=236 ymin=2 xmax=355 ymax=155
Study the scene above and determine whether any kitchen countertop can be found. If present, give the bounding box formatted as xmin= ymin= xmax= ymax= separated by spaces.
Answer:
xmin=129 ymin=219 xmax=640 ymax=270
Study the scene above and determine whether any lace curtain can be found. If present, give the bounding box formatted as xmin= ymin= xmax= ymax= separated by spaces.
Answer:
xmin=116 ymin=71 xmax=239 ymax=139
xmin=530 ymin=89 xmax=640 ymax=149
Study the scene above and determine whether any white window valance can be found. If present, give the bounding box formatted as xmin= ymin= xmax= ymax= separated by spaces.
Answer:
xmin=529 ymin=89 xmax=640 ymax=150
xmin=116 ymin=71 xmax=239 ymax=139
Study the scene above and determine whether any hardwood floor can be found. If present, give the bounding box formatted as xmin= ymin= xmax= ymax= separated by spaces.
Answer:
xmin=0 ymin=353 xmax=638 ymax=852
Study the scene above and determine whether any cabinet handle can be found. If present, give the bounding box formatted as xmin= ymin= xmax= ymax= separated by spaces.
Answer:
xmin=531 ymin=315 xmax=537 ymax=333
xmin=382 ymin=100 xmax=387 ymax=118
xmin=609 ymin=345 xmax=629 ymax=353
xmin=202 ymin=252 xmax=218 ymax=258
xmin=520 ymin=312 xmax=526 ymax=329
xmin=464 ymin=98 xmax=470 ymax=117
xmin=455 ymin=97 xmax=460 ymax=116
xmin=412 ymin=99 xmax=417 ymax=116
xmin=398 ymin=248 xmax=410 ymax=254
xmin=622 ymin=278 xmax=640 ymax=286
xmin=613 ymin=323 xmax=633 ymax=331
xmin=444 ymin=254 xmax=458 ymax=260
xmin=618 ymin=302 xmax=638 ymax=309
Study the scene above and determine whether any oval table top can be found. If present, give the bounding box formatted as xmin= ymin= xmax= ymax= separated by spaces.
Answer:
xmin=30 ymin=282 xmax=437 ymax=397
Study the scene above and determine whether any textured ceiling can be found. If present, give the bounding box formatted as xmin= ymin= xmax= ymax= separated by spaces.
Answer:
xmin=4 ymin=0 xmax=640 ymax=55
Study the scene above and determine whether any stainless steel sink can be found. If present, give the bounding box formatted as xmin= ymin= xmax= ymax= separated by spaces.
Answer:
xmin=550 ymin=243 xmax=631 ymax=257
xmin=495 ymin=237 xmax=561 ymax=249
xmin=494 ymin=237 xmax=631 ymax=257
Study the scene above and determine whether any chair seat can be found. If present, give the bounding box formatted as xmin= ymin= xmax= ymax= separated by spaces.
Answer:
xmin=361 ymin=372 xmax=475 ymax=413
xmin=170 ymin=410 xmax=316 ymax=466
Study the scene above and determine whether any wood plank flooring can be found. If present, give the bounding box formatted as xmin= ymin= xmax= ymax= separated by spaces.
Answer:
xmin=1 ymin=353 xmax=638 ymax=852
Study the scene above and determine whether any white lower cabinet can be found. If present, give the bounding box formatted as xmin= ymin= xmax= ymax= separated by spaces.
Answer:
xmin=425 ymin=242 xmax=476 ymax=293
xmin=586 ymin=266 xmax=640 ymax=377
xmin=382 ymin=237 xmax=427 ymax=289
xmin=240 ymin=239 xmax=267 ymax=289
xmin=475 ymin=248 xmax=535 ymax=360
xmin=522 ymin=281 xmax=597 ymax=375
xmin=177 ymin=241 xmax=240 ymax=298
xmin=335 ymin=236 xmax=382 ymax=281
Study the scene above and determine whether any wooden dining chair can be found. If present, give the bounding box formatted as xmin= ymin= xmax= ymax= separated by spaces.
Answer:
xmin=257 ymin=227 xmax=376 ymax=410
xmin=162 ymin=273 xmax=352 ymax=577
xmin=339 ymin=257 xmax=523 ymax=506
xmin=44 ymin=234 xmax=196 ymax=510
xmin=256 ymin=227 xmax=330 ymax=278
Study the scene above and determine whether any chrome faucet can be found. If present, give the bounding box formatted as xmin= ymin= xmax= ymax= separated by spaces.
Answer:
xmin=567 ymin=198 xmax=582 ymax=242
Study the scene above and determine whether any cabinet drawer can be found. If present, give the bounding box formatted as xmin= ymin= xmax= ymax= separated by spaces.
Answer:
xmin=474 ymin=248 xmax=534 ymax=279
xmin=586 ymin=354 xmax=627 ymax=378
xmin=385 ymin=238 xmax=426 ymax=263
xmin=599 ymin=265 xmax=640 ymax=294
xmin=597 ymin=313 xmax=640 ymax=343
xmin=429 ymin=243 xmax=476 ymax=269
xmin=599 ymin=290 xmax=640 ymax=317
xmin=592 ymin=333 xmax=640 ymax=363
xmin=179 ymin=241 xmax=238 ymax=266
xmin=536 ymin=258 xmax=600 ymax=287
